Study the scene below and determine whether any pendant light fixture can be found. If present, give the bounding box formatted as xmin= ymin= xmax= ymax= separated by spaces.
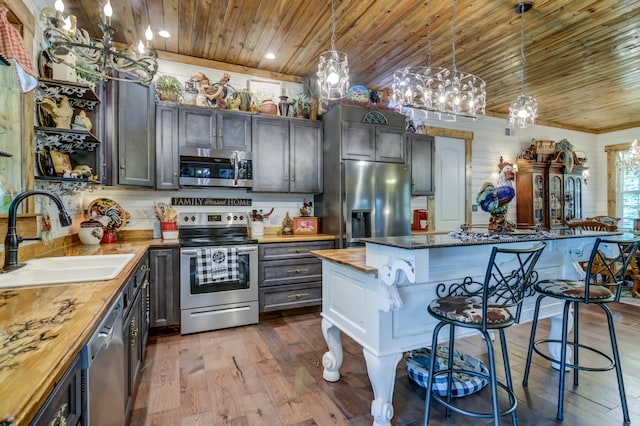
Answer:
xmin=317 ymin=0 xmax=349 ymax=100
xmin=392 ymin=0 xmax=486 ymax=121
xmin=509 ymin=2 xmax=537 ymax=128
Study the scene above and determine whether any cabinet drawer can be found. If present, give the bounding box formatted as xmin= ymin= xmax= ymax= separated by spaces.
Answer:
xmin=259 ymin=258 xmax=323 ymax=287
xmin=260 ymin=282 xmax=322 ymax=312
xmin=259 ymin=240 xmax=334 ymax=261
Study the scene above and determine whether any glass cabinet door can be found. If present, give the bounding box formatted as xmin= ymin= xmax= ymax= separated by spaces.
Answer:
xmin=564 ymin=176 xmax=576 ymax=221
xmin=549 ymin=174 xmax=563 ymax=227
xmin=534 ymin=173 xmax=545 ymax=226
xmin=563 ymin=175 xmax=583 ymax=222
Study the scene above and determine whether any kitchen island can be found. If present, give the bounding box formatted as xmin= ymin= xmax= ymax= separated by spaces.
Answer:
xmin=312 ymin=229 xmax=625 ymax=426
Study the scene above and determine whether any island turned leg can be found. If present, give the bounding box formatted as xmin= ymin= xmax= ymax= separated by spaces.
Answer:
xmin=363 ymin=349 xmax=402 ymax=426
xmin=321 ymin=318 xmax=343 ymax=382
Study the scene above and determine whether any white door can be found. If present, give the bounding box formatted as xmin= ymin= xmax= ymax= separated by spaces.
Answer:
xmin=434 ymin=137 xmax=466 ymax=231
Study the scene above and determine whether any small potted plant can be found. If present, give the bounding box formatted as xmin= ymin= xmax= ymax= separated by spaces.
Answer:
xmin=155 ymin=75 xmax=184 ymax=103
xmin=289 ymin=94 xmax=311 ymax=118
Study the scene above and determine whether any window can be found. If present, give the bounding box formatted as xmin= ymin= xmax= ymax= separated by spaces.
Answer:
xmin=617 ymin=159 xmax=640 ymax=229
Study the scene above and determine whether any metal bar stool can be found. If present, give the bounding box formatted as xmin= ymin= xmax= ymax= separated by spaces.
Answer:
xmin=423 ymin=242 xmax=547 ymax=426
xmin=522 ymin=236 xmax=640 ymax=422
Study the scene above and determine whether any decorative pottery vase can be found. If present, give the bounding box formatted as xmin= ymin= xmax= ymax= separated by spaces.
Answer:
xmin=237 ymin=90 xmax=253 ymax=111
xmin=278 ymin=96 xmax=289 ymax=117
xmin=101 ymin=226 xmax=118 ymax=243
xmin=259 ymin=99 xmax=278 ymax=115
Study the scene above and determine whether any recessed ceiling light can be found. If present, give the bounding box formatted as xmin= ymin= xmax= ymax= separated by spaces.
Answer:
xmin=158 ymin=30 xmax=171 ymax=38
xmin=265 ymin=52 xmax=276 ymax=60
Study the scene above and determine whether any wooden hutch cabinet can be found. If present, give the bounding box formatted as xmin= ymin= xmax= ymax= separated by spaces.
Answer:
xmin=516 ymin=157 xmax=584 ymax=229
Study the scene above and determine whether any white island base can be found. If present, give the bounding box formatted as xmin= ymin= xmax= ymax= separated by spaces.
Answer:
xmin=314 ymin=232 xmax=609 ymax=425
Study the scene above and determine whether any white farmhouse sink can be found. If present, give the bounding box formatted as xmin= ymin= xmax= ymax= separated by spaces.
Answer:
xmin=0 ymin=253 xmax=135 ymax=289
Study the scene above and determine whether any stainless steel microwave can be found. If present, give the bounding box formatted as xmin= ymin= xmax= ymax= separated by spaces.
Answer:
xmin=179 ymin=147 xmax=252 ymax=188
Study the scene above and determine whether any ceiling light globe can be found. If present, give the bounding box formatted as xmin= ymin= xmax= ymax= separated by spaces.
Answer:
xmin=327 ymin=72 xmax=339 ymax=85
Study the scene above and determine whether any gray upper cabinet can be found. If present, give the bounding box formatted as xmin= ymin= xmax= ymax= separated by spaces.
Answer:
xmin=106 ymin=76 xmax=156 ymax=187
xmin=179 ymin=105 xmax=251 ymax=151
xmin=179 ymin=106 xmax=215 ymax=148
xmin=324 ymin=104 xmax=407 ymax=164
xmin=155 ymin=103 xmax=179 ymax=189
xmin=252 ymin=116 xmax=322 ymax=193
xmin=216 ymin=110 xmax=252 ymax=151
xmin=408 ymin=133 xmax=434 ymax=195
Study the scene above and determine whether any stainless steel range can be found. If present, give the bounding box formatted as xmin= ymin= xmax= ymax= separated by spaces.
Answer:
xmin=179 ymin=212 xmax=258 ymax=334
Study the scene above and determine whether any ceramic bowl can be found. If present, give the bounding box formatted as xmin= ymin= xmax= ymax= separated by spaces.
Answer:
xmin=162 ymin=230 xmax=179 ymax=240
xmin=78 ymin=221 xmax=104 ymax=245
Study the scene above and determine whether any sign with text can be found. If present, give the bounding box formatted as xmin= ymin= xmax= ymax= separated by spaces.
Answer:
xmin=171 ymin=198 xmax=252 ymax=207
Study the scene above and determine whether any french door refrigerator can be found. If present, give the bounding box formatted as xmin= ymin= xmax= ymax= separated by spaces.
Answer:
xmin=318 ymin=160 xmax=411 ymax=248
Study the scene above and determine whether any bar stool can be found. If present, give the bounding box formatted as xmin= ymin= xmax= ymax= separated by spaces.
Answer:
xmin=522 ymin=236 xmax=640 ymax=422
xmin=423 ymin=242 xmax=547 ymax=426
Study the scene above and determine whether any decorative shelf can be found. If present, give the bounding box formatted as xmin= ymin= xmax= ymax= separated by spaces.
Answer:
xmin=35 ymin=176 xmax=100 ymax=195
xmin=35 ymin=78 xmax=100 ymax=110
xmin=35 ymin=126 xmax=100 ymax=153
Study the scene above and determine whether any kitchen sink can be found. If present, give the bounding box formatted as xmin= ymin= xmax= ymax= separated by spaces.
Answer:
xmin=0 ymin=253 xmax=136 ymax=288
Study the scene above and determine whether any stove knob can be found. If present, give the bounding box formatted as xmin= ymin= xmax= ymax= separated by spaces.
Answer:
xmin=234 ymin=215 xmax=238 ymax=221
xmin=191 ymin=216 xmax=196 ymax=222
xmin=183 ymin=215 xmax=189 ymax=222
xmin=227 ymin=215 xmax=232 ymax=221
xmin=239 ymin=215 xmax=244 ymax=221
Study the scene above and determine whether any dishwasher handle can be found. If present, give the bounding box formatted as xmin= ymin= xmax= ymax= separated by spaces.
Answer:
xmin=83 ymin=296 xmax=122 ymax=366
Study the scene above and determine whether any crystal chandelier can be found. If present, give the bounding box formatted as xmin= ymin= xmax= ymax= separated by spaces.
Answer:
xmin=617 ymin=139 xmax=640 ymax=175
xmin=509 ymin=2 xmax=537 ymax=128
xmin=392 ymin=0 xmax=486 ymax=121
xmin=317 ymin=0 xmax=349 ymax=100
xmin=40 ymin=0 xmax=158 ymax=85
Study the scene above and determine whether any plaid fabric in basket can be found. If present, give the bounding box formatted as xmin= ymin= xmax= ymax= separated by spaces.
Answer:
xmin=195 ymin=247 xmax=239 ymax=285
xmin=405 ymin=347 xmax=489 ymax=397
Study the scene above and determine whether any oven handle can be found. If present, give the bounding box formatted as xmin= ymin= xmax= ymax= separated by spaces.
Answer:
xmin=181 ymin=246 xmax=258 ymax=257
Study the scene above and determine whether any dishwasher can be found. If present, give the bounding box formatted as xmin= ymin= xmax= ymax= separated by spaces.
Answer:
xmin=82 ymin=295 xmax=125 ymax=426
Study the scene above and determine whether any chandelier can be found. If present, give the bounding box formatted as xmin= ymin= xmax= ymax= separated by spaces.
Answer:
xmin=40 ymin=0 xmax=158 ymax=85
xmin=317 ymin=0 xmax=349 ymax=100
xmin=617 ymin=139 xmax=640 ymax=175
xmin=509 ymin=2 xmax=537 ymax=128
xmin=392 ymin=0 xmax=486 ymax=121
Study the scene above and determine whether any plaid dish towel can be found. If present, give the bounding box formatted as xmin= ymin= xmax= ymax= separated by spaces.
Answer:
xmin=195 ymin=247 xmax=239 ymax=285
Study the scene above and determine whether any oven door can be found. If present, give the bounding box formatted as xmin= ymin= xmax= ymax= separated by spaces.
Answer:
xmin=180 ymin=244 xmax=258 ymax=310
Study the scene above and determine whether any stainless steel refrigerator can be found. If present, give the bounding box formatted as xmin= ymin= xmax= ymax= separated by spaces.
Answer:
xmin=317 ymin=160 xmax=411 ymax=247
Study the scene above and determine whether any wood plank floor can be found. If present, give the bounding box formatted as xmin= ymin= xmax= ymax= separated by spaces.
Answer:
xmin=130 ymin=302 xmax=640 ymax=425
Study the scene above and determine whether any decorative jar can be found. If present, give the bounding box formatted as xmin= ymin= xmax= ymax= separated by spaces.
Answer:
xmin=78 ymin=220 xmax=104 ymax=245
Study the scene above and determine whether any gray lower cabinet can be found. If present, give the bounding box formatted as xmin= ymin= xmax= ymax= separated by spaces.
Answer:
xmin=408 ymin=133 xmax=435 ymax=195
xmin=252 ymin=116 xmax=323 ymax=193
xmin=258 ymin=240 xmax=334 ymax=312
xmin=30 ymin=353 xmax=82 ymax=425
xmin=123 ymin=253 xmax=149 ymax=421
xmin=149 ymin=247 xmax=180 ymax=328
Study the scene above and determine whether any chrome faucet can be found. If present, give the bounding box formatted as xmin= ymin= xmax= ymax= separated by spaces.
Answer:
xmin=2 ymin=189 xmax=73 ymax=273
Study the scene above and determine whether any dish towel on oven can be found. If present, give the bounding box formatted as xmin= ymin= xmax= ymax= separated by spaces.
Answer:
xmin=195 ymin=247 xmax=239 ymax=285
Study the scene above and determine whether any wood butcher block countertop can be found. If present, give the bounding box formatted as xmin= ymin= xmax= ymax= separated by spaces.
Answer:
xmin=310 ymin=247 xmax=378 ymax=276
xmin=0 ymin=239 xmax=173 ymax=425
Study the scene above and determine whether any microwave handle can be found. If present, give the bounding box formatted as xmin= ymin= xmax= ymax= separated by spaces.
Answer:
xmin=233 ymin=151 xmax=239 ymax=186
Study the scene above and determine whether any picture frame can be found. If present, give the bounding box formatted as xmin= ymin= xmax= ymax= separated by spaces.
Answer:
xmin=293 ymin=216 xmax=318 ymax=235
xmin=248 ymin=79 xmax=282 ymax=103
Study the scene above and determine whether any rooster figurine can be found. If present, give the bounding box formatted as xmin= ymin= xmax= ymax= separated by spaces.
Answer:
xmin=477 ymin=158 xmax=516 ymax=233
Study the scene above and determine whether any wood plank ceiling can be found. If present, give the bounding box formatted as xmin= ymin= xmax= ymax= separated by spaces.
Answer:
xmin=62 ymin=0 xmax=640 ymax=134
